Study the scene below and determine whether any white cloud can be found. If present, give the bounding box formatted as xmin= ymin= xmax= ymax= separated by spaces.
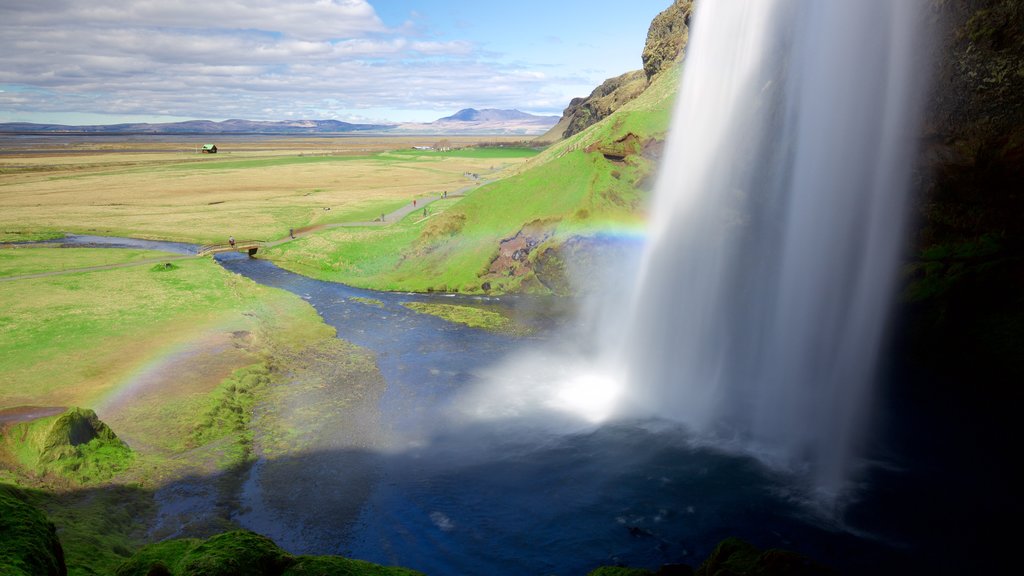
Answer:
xmin=0 ymin=0 xmax=608 ymax=122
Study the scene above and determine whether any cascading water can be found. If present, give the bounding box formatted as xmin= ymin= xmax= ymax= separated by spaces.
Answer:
xmin=619 ymin=0 xmax=929 ymax=497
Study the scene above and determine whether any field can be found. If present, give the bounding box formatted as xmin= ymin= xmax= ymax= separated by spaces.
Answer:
xmin=0 ymin=135 xmax=537 ymax=244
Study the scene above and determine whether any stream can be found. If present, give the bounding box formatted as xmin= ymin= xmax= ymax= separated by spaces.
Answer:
xmin=21 ymin=236 xmax=938 ymax=575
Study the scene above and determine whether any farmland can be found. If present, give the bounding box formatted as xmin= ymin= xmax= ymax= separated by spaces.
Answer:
xmin=0 ymin=135 xmax=537 ymax=244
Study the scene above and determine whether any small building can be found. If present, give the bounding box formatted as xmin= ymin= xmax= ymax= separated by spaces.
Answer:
xmin=201 ymin=144 xmax=218 ymax=154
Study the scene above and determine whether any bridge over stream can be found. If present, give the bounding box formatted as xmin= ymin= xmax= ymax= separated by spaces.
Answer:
xmin=197 ymin=240 xmax=264 ymax=257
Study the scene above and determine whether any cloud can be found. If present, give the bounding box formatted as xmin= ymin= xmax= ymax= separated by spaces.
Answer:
xmin=0 ymin=0 xmax=601 ymax=121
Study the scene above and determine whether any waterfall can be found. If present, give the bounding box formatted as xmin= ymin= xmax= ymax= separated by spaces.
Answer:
xmin=619 ymin=0 xmax=928 ymax=497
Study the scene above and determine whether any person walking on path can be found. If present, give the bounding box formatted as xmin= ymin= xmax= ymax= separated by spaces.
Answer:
xmin=413 ymin=199 xmax=417 ymax=207
xmin=229 ymin=236 xmax=235 ymax=247
xmin=289 ymin=228 xmax=295 ymax=239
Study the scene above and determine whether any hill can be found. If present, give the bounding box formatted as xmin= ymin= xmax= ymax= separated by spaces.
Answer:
xmin=0 ymin=110 xmax=558 ymax=136
xmin=263 ymin=0 xmax=687 ymax=294
xmin=264 ymin=60 xmax=681 ymax=293
xmin=0 ymin=118 xmax=391 ymax=134
xmin=389 ymin=108 xmax=560 ymax=135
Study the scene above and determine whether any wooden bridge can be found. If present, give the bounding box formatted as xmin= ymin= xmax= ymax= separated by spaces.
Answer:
xmin=197 ymin=239 xmax=264 ymax=257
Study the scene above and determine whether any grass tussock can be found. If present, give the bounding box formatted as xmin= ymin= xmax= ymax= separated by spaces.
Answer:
xmin=401 ymin=302 xmax=528 ymax=335
xmin=190 ymin=364 xmax=273 ymax=465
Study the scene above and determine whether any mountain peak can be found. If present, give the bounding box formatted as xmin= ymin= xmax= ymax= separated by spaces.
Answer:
xmin=438 ymin=108 xmax=548 ymax=123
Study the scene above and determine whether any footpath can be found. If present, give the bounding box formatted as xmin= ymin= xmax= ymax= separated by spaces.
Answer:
xmin=0 ymin=179 xmax=485 ymax=282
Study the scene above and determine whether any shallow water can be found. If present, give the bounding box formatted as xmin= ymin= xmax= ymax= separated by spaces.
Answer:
xmin=215 ymin=253 xmax=903 ymax=575
xmin=24 ymin=236 xmax=936 ymax=574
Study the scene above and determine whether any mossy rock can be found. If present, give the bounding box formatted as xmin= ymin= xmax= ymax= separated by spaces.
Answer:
xmin=282 ymin=555 xmax=424 ymax=576
xmin=115 ymin=531 xmax=426 ymax=576
xmin=176 ymin=530 xmax=293 ymax=576
xmin=0 ymin=484 xmax=67 ymax=576
xmin=587 ymin=567 xmax=656 ymax=576
xmin=37 ymin=407 xmax=120 ymax=458
xmin=4 ymin=407 xmax=133 ymax=483
xmin=113 ymin=538 xmax=200 ymax=576
xmin=695 ymin=538 xmax=832 ymax=576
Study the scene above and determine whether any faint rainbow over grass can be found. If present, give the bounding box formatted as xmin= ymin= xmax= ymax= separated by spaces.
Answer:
xmin=91 ymin=313 xmax=247 ymax=417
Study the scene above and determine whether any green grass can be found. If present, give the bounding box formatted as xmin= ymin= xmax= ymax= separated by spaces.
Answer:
xmin=0 ymin=250 xmax=308 ymax=407
xmin=386 ymin=147 xmax=540 ymax=159
xmin=190 ymin=364 xmax=273 ymax=467
xmin=262 ymin=66 xmax=677 ymax=293
xmin=0 ymin=229 xmax=65 ymax=243
xmin=166 ymin=154 xmax=372 ymax=171
xmin=0 ymin=247 xmax=175 ymax=277
xmin=401 ymin=302 xmax=521 ymax=332
xmin=261 ymin=199 xmax=461 ymax=290
xmin=113 ymin=530 xmax=424 ymax=576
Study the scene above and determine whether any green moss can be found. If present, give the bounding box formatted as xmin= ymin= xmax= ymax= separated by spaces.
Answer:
xmin=114 ymin=531 xmax=425 ymax=576
xmin=45 ymin=484 xmax=154 ymax=576
xmin=190 ymin=364 xmax=273 ymax=466
xmin=695 ymin=538 xmax=831 ymax=576
xmin=587 ymin=567 xmax=656 ymax=576
xmin=2 ymin=408 xmax=134 ymax=484
xmin=401 ymin=302 xmax=527 ymax=334
xmin=176 ymin=531 xmax=292 ymax=576
xmin=348 ymin=296 xmax=385 ymax=308
xmin=0 ymin=484 xmax=67 ymax=576
xmin=282 ymin=556 xmax=424 ymax=576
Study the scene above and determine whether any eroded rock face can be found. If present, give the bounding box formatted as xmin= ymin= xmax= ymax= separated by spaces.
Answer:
xmin=561 ymin=70 xmax=648 ymax=138
xmin=544 ymin=0 xmax=693 ymax=141
xmin=642 ymin=0 xmax=695 ymax=81
xmin=486 ymin=221 xmax=554 ymax=279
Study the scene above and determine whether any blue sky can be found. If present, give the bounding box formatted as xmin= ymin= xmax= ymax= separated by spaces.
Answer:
xmin=0 ymin=0 xmax=672 ymax=125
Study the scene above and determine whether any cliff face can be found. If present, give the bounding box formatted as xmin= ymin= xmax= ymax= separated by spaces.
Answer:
xmin=906 ymin=0 xmax=1024 ymax=386
xmin=539 ymin=0 xmax=692 ymax=141
xmin=642 ymin=0 xmax=694 ymax=81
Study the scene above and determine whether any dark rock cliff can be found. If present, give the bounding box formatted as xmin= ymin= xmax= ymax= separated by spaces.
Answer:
xmin=906 ymin=0 xmax=1024 ymax=385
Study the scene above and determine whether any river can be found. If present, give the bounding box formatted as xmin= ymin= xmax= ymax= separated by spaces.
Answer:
xmin=17 ymin=236 xmax=940 ymax=575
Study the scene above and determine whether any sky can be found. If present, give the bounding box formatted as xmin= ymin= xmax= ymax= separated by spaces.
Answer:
xmin=0 ymin=0 xmax=673 ymax=125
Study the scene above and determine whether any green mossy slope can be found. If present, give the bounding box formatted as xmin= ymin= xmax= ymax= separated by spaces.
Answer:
xmin=0 ymin=484 xmax=67 ymax=576
xmin=113 ymin=530 xmax=423 ymax=576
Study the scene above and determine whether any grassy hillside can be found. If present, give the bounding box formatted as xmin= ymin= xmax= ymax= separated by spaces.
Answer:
xmin=264 ymin=65 xmax=679 ymax=293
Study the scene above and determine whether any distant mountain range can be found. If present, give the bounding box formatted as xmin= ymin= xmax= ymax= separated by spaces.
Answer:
xmin=393 ymin=108 xmax=560 ymax=135
xmin=0 ymin=109 xmax=560 ymax=136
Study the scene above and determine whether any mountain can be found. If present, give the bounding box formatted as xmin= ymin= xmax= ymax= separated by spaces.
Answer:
xmin=438 ymin=108 xmax=556 ymax=123
xmin=0 ymin=118 xmax=392 ymax=134
xmin=390 ymin=108 xmax=560 ymax=135
xmin=0 ymin=111 xmax=559 ymax=136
